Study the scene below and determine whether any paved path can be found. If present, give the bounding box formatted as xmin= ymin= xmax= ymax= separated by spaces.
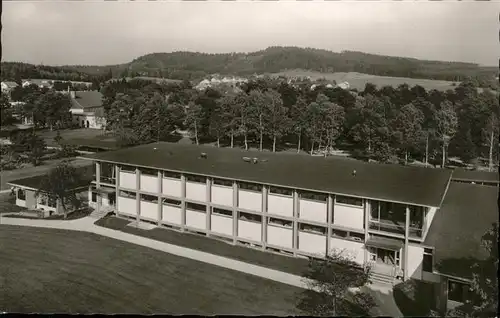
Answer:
xmin=0 ymin=215 xmax=403 ymax=317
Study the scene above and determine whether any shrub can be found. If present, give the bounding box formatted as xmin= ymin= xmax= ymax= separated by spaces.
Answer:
xmin=393 ymin=279 xmax=436 ymax=317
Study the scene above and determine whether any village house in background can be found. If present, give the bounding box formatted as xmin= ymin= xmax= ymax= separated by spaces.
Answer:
xmin=1 ymin=81 xmax=19 ymax=95
xmin=69 ymin=90 xmax=106 ymax=130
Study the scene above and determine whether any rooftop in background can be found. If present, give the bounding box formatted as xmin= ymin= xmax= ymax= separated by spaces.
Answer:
xmin=451 ymin=168 xmax=499 ymax=184
xmin=7 ymin=165 xmax=94 ymax=192
xmin=425 ymin=182 xmax=499 ymax=280
xmin=79 ymin=142 xmax=452 ymax=207
xmin=107 ymin=77 xmax=183 ymax=84
xmin=70 ymin=91 xmax=104 ymax=109
xmin=1 ymin=81 xmax=19 ymax=88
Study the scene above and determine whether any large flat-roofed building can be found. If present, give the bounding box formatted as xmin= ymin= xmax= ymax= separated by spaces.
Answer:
xmin=78 ymin=142 xmax=497 ymax=312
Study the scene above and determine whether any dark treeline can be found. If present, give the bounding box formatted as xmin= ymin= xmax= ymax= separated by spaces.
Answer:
xmin=100 ymin=76 xmax=499 ymax=170
xmin=3 ymin=47 xmax=498 ymax=88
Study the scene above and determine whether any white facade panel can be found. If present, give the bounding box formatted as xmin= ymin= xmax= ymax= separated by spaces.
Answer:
xmin=119 ymin=171 xmax=136 ymax=190
xmin=16 ymin=199 xmax=26 ymax=208
xmin=186 ymin=210 xmax=206 ymax=230
xmin=162 ymin=205 xmax=182 ymax=225
xmin=211 ymin=186 xmax=233 ymax=207
xmin=140 ymin=200 xmax=158 ymax=220
xmin=267 ymin=225 xmax=293 ymax=249
xmin=210 ymin=214 xmax=233 ymax=236
xmin=238 ymin=220 xmax=262 ymax=242
xmin=299 ymin=199 xmax=327 ymax=223
xmin=424 ymin=207 xmax=437 ymax=236
xmin=329 ymin=237 xmax=365 ymax=265
xmin=267 ymin=194 xmax=293 ymax=217
xmin=333 ymin=204 xmax=365 ymax=230
xmin=407 ymin=244 xmax=424 ymax=279
xmin=186 ymin=182 xmax=207 ymax=202
xmin=140 ymin=174 xmax=159 ymax=193
xmin=238 ymin=190 xmax=262 ymax=212
xmin=162 ymin=178 xmax=182 ymax=198
xmin=298 ymin=231 xmax=327 ymax=256
xmin=118 ymin=197 xmax=136 ymax=216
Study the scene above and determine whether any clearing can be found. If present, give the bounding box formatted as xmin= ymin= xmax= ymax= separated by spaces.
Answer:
xmin=0 ymin=225 xmax=303 ymax=315
xmin=272 ymin=70 xmax=457 ymax=92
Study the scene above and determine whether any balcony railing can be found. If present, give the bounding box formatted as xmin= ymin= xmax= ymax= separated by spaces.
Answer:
xmin=368 ymin=221 xmax=405 ymax=235
xmin=93 ymin=175 xmax=116 ymax=185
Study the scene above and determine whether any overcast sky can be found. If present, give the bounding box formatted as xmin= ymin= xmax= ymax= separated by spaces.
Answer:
xmin=2 ymin=1 xmax=499 ymax=66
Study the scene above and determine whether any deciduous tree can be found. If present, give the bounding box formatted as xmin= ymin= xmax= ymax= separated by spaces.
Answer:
xmin=185 ymin=102 xmax=203 ymax=145
xmin=435 ymin=101 xmax=458 ymax=168
xmin=393 ymin=103 xmax=425 ymax=164
xmin=264 ymin=89 xmax=290 ymax=152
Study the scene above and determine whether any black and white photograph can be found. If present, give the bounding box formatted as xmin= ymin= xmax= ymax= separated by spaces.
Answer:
xmin=0 ymin=0 xmax=498 ymax=316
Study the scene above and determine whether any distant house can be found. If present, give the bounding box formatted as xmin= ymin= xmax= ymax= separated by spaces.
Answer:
xmin=1 ymin=81 xmax=19 ymax=94
xmin=69 ymin=91 xmax=106 ymax=130
xmin=336 ymin=81 xmax=350 ymax=90
xmin=7 ymin=166 xmax=92 ymax=217
xmin=21 ymin=79 xmax=53 ymax=89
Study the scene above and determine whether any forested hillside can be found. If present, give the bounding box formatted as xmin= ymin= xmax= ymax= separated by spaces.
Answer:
xmin=2 ymin=47 xmax=497 ymax=88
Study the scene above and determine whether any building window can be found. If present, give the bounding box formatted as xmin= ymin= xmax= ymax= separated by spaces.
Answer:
xmin=239 ymin=182 xmax=262 ymax=192
xmin=299 ymin=223 xmax=326 ymax=235
xmin=239 ymin=212 xmax=261 ymax=223
xmin=268 ymin=217 xmax=292 ymax=228
xmin=186 ymin=175 xmax=206 ymax=184
xmin=213 ymin=178 xmax=233 ymax=187
xmin=140 ymin=194 xmax=158 ymax=203
xmin=423 ymin=248 xmax=433 ymax=272
xmin=119 ymin=190 xmax=136 ymax=199
xmin=140 ymin=168 xmax=157 ymax=176
xmin=186 ymin=202 xmax=206 ymax=212
xmin=212 ymin=207 xmax=232 ymax=217
xmin=300 ymin=191 xmax=327 ymax=202
xmin=269 ymin=186 xmax=293 ymax=196
xmin=162 ymin=198 xmax=181 ymax=206
xmin=17 ymin=189 xmax=26 ymax=201
xmin=347 ymin=232 xmax=365 ymax=242
xmin=163 ymin=171 xmax=181 ymax=179
xmin=332 ymin=229 xmax=348 ymax=238
xmin=335 ymin=195 xmax=363 ymax=207
xmin=448 ymin=280 xmax=467 ymax=303
xmin=121 ymin=165 xmax=136 ymax=172
xmin=91 ymin=192 xmax=97 ymax=203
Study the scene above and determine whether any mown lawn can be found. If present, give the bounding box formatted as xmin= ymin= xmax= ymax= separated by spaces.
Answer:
xmin=0 ymin=225 xmax=303 ymax=315
xmin=95 ymin=215 xmax=310 ymax=276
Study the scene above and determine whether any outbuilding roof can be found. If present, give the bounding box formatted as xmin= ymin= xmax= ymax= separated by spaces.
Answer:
xmin=70 ymin=91 xmax=104 ymax=110
xmin=79 ymin=142 xmax=452 ymax=207
xmin=451 ymin=168 xmax=499 ymax=184
xmin=425 ymin=182 xmax=499 ymax=279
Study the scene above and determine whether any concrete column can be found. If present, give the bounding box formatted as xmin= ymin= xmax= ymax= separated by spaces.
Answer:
xmin=96 ymin=162 xmax=101 ymax=215
xmin=157 ymin=171 xmax=162 ymax=225
xmin=180 ymin=174 xmax=186 ymax=231
xmin=364 ymin=199 xmax=370 ymax=265
xmin=327 ymin=194 xmax=333 ymax=256
xmin=136 ymin=168 xmax=140 ymax=224
xmin=293 ymin=190 xmax=299 ymax=256
xmin=232 ymin=181 xmax=238 ymax=244
xmin=206 ymin=178 xmax=212 ymax=236
xmin=261 ymin=185 xmax=268 ymax=249
xmin=115 ymin=165 xmax=120 ymax=214
xmin=404 ymin=205 xmax=410 ymax=280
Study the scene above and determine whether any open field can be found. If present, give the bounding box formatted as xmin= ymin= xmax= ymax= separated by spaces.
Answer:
xmin=38 ymin=128 xmax=116 ymax=147
xmin=0 ymin=225 xmax=303 ymax=315
xmin=96 ymin=215 xmax=310 ymax=276
xmin=272 ymin=70 xmax=458 ymax=91
xmin=0 ymin=158 xmax=92 ymax=190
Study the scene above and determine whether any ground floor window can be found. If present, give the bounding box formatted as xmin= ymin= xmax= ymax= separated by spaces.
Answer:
xmin=423 ymin=248 xmax=433 ymax=272
xmin=17 ymin=189 xmax=26 ymax=200
xmin=448 ymin=280 xmax=468 ymax=303
xmin=91 ymin=192 xmax=97 ymax=203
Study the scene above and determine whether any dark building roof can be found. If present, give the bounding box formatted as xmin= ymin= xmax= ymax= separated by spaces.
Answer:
xmin=425 ymin=183 xmax=499 ymax=279
xmin=70 ymin=91 xmax=104 ymax=110
xmin=79 ymin=142 xmax=452 ymax=207
xmin=451 ymin=168 xmax=499 ymax=183
xmin=7 ymin=165 xmax=94 ymax=191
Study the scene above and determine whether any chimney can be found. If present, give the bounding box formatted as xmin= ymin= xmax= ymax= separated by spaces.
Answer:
xmin=352 ymin=170 xmax=357 ymax=177
xmin=200 ymin=152 xmax=207 ymax=159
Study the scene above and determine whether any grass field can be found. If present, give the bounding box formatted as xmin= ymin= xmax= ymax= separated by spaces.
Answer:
xmin=95 ymin=215 xmax=310 ymax=276
xmin=39 ymin=128 xmax=116 ymax=147
xmin=0 ymin=225 xmax=303 ymax=315
xmin=272 ymin=69 xmax=457 ymax=92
